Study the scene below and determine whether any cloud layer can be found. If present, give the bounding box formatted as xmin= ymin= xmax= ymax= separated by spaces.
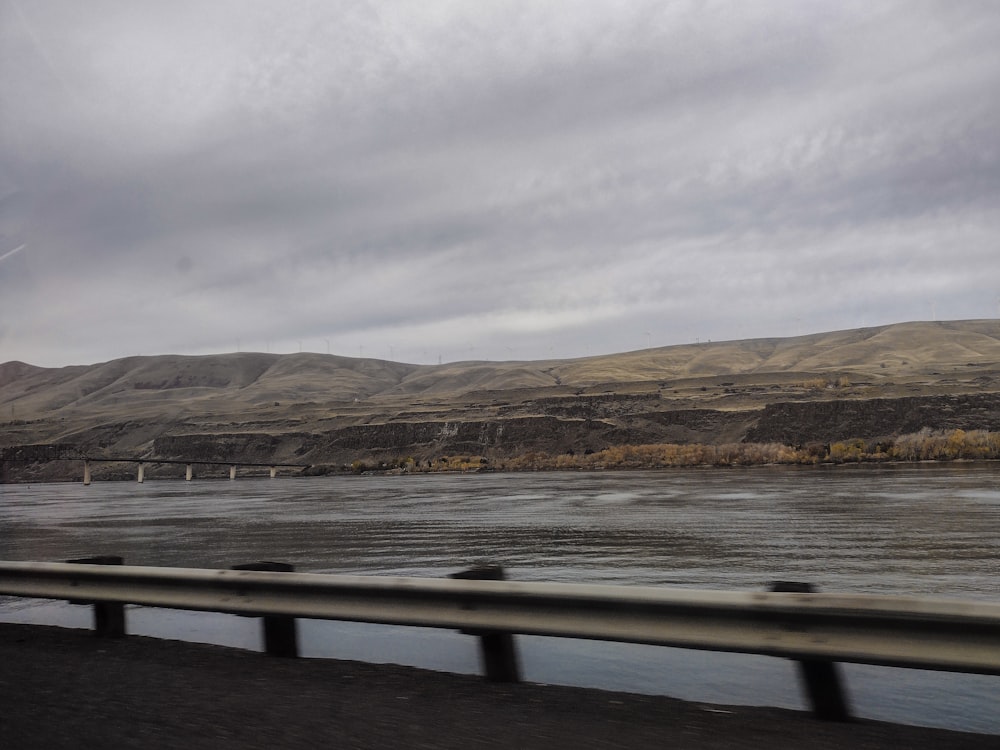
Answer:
xmin=2 ymin=0 xmax=999 ymax=367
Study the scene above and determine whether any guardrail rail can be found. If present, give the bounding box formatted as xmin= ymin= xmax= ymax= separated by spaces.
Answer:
xmin=2 ymin=559 xmax=998 ymax=722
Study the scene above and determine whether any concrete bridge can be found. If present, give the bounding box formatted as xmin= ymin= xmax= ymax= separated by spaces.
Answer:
xmin=81 ymin=456 xmax=309 ymax=485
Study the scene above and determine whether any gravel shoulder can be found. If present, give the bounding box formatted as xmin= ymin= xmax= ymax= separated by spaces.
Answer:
xmin=0 ymin=623 xmax=994 ymax=750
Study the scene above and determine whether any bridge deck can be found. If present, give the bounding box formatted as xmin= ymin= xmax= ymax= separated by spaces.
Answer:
xmin=81 ymin=456 xmax=308 ymax=468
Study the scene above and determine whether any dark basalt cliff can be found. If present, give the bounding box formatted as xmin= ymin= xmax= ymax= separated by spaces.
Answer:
xmin=745 ymin=394 xmax=1000 ymax=446
xmin=165 ymin=410 xmax=749 ymax=466
xmin=140 ymin=394 xmax=1000 ymax=473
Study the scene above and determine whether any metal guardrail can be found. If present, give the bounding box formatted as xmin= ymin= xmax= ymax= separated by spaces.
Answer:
xmin=2 ymin=560 xmax=999 ymax=721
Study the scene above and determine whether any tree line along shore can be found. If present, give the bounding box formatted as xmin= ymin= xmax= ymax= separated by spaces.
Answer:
xmin=336 ymin=428 xmax=1000 ymax=474
xmin=5 ymin=428 xmax=998 ymax=483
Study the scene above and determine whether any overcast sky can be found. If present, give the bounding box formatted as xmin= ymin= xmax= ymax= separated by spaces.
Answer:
xmin=1 ymin=1 xmax=998 ymax=368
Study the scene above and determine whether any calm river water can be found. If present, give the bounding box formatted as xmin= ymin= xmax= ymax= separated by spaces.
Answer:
xmin=2 ymin=464 xmax=998 ymax=733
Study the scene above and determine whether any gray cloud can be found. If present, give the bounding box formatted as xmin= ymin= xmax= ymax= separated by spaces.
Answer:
xmin=1 ymin=0 xmax=999 ymax=367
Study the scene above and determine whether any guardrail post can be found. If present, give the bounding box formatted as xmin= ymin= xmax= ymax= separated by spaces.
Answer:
xmin=232 ymin=562 xmax=299 ymax=657
xmin=771 ymin=581 xmax=851 ymax=721
xmin=450 ymin=564 xmax=521 ymax=683
xmin=67 ymin=555 xmax=126 ymax=637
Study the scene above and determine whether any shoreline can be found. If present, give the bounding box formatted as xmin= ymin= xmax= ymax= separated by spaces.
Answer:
xmin=3 ymin=456 xmax=998 ymax=485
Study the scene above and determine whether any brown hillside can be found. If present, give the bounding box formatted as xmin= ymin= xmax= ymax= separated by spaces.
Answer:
xmin=3 ymin=320 xmax=1000 ymax=481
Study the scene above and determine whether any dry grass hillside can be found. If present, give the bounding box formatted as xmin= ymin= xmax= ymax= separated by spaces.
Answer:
xmin=3 ymin=320 xmax=1000 ymax=480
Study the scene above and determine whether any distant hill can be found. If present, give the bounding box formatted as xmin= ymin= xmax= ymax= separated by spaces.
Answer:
xmin=3 ymin=320 xmax=1000 ymax=481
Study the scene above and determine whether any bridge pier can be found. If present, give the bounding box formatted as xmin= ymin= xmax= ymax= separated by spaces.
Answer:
xmin=77 ymin=457 xmax=300 ymax=482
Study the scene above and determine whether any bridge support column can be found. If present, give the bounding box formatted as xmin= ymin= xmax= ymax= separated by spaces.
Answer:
xmin=771 ymin=581 xmax=851 ymax=721
xmin=269 ymin=466 xmax=276 ymax=479
xmin=83 ymin=460 xmax=91 ymax=486
xmin=185 ymin=464 xmax=193 ymax=481
xmin=230 ymin=465 xmax=237 ymax=480
xmin=137 ymin=463 xmax=145 ymax=483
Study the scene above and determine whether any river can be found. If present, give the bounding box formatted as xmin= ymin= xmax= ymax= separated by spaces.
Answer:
xmin=1 ymin=464 xmax=998 ymax=733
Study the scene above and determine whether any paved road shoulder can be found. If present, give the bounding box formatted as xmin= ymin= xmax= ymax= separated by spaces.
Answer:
xmin=0 ymin=624 xmax=994 ymax=749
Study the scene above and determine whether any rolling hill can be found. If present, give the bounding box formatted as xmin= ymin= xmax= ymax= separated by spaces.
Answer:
xmin=3 ymin=320 xmax=1000 ymax=481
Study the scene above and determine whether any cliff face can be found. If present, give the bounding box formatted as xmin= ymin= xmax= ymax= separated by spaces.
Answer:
xmin=143 ymin=394 xmax=1000 ymax=470
xmin=6 ymin=393 xmax=1000 ymax=481
xmin=745 ymin=394 xmax=1000 ymax=446
xmin=4 ymin=320 xmax=1000 ymax=480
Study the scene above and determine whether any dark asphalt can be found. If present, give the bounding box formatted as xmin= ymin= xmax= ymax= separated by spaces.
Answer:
xmin=0 ymin=623 xmax=995 ymax=749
